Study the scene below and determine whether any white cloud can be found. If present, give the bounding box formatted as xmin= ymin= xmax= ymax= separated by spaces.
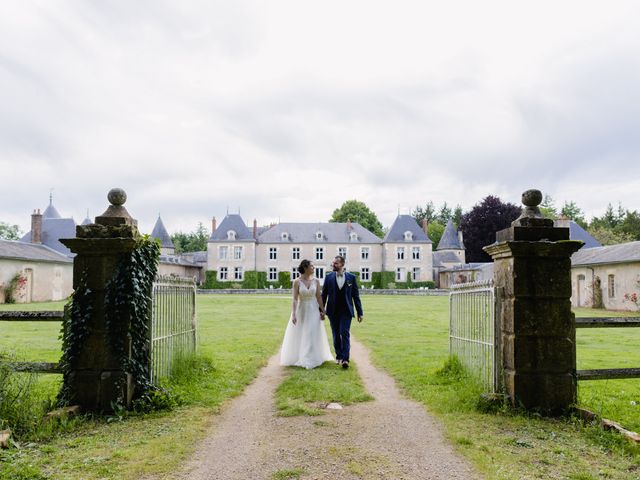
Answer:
xmin=1 ymin=0 xmax=639 ymax=235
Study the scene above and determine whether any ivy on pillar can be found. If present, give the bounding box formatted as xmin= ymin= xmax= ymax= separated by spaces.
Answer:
xmin=484 ymin=189 xmax=583 ymax=415
xmin=59 ymin=188 xmax=159 ymax=413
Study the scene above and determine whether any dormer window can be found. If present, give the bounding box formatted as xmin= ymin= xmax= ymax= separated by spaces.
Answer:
xmin=281 ymin=232 xmax=289 ymax=241
xmin=349 ymin=232 xmax=358 ymax=241
xmin=315 ymin=231 xmax=323 ymax=240
xmin=227 ymin=230 xmax=236 ymax=240
xmin=404 ymin=231 xmax=413 ymax=241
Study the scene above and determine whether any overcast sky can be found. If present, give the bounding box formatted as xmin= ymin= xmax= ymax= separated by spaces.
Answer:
xmin=1 ymin=1 xmax=639 ymax=235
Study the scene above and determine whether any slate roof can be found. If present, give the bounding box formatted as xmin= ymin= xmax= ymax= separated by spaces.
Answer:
xmin=42 ymin=201 xmax=62 ymax=219
xmin=258 ymin=222 xmax=381 ymax=244
xmin=437 ymin=219 xmax=463 ymax=250
xmin=209 ymin=214 xmax=255 ymax=242
xmin=151 ymin=216 xmax=174 ymax=249
xmin=21 ymin=218 xmax=76 ymax=256
xmin=568 ymin=221 xmax=601 ymax=249
xmin=433 ymin=250 xmax=462 ymax=267
xmin=572 ymin=241 xmax=640 ymax=267
xmin=0 ymin=239 xmax=72 ymax=263
xmin=383 ymin=215 xmax=431 ymax=243
xmin=81 ymin=216 xmax=92 ymax=226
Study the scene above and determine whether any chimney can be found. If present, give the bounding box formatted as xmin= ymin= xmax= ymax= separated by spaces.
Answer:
xmin=458 ymin=230 xmax=464 ymax=247
xmin=253 ymin=219 xmax=257 ymax=239
xmin=555 ymin=214 xmax=570 ymax=228
xmin=211 ymin=217 xmax=217 ymax=234
xmin=422 ymin=218 xmax=429 ymax=234
xmin=347 ymin=218 xmax=352 ymax=231
xmin=31 ymin=209 xmax=43 ymax=244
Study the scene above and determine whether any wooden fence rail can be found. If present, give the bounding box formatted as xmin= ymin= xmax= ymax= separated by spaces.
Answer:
xmin=576 ymin=316 xmax=640 ymax=381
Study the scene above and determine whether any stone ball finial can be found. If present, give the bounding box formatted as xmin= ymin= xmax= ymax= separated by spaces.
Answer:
xmin=521 ymin=189 xmax=542 ymax=208
xmin=107 ymin=188 xmax=127 ymax=206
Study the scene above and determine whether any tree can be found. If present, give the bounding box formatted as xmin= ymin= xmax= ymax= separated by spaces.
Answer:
xmin=617 ymin=210 xmax=640 ymax=241
xmin=560 ymin=201 xmax=586 ymax=228
xmin=171 ymin=222 xmax=209 ymax=253
xmin=411 ymin=202 xmax=436 ymax=225
xmin=428 ymin=221 xmax=445 ymax=249
xmin=330 ymin=200 xmax=384 ymax=238
xmin=587 ymin=226 xmax=634 ymax=246
xmin=436 ymin=203 xmax=452 ymax=224
xmin=540 ymin=194 xmax=557 ymax=220
xmin=0 ymin=222 xmax=21 ymax=240
xmin=460 ymin=195 xmax=521 ymax=262
xmin=452 ymin=205 xmax=464 ymax=227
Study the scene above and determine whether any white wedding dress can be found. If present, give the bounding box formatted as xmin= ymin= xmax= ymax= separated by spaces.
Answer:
xmin=280 ymin=279 xmax=334 ymax=369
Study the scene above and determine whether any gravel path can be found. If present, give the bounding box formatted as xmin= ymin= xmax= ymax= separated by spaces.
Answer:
xmin=178 ymin=337 xmax=480 ymax=480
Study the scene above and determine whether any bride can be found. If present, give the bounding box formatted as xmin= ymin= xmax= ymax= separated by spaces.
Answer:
xmin=280 ymin=259 xmax=334 ymax=369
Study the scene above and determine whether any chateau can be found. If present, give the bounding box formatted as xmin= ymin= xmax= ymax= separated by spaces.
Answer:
xmin=207 ymin=213 xmax=467 ymax=287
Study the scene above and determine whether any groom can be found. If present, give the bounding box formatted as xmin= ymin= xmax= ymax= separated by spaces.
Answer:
xmin=322 ymin=255 xmax=363 ymax=369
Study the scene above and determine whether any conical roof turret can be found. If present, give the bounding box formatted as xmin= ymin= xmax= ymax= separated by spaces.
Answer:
xmin=437 ymin=219 xmax=463 ymax=250
xmin=151 ymin=215 xmax=174 ymax=248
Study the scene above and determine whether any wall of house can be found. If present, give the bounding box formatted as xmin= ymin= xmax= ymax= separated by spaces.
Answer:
xmin=0 ymin=259 xmax=73 ymax=303
xmin=571 ymin=263 xmax=640 ymax=311
xmin=207 ymin=241 xmax=257 ymax=282
xmin=157 ymin=262 xmax=201 ymax=282
xmin=382 ymin=242 xmax=434 ymax=282
xmin=255 ymin=242 xmax=384 ymax=284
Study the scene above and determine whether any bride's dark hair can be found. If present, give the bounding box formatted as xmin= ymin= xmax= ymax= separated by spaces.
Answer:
xmin=297 ymin=259 xmax=312 ymax=275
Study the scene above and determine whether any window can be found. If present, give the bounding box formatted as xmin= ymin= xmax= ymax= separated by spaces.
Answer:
xmin=396 ymin=247 xmax=405 ymax=260
xmin=361 ymin=267 xmax=370 ymax=282
xmin=361 ymin=247 xmax=370 ymax=260
xmin=316 ymin=231 xmax=323 ymax=240
xmin=227 ymin=230 xmax=236 ymax=240
xmin=291 ymin=268 xmax=300 ymax=280
xmin=268 ymin=267 xmax=278 ymax=281
xmin=412 ymin=246 xmax=420 ymax=260
xmin=281 ymin=232 xmax=289 ymax=240
xmin=608 ymin=274 xmax=615 ymax=298
xmin=315 ymin=267 xmax=325 ymax=280
xmin=219 ymin=267 xmax=228 ymax=280
xmin=404 ymin=231 xmax=413 ymax=241
xmin=412 ymin=267 xmax=420 ymax=281
xmin=218 ymin=246 xmax=228 ymax=260
xmin=396 ymin=267 xmax=405 ymax=281
xmin=338 ymin=247 xmax=347 ymax=259
xmin=269 ymin=247 xmax=277 ymax=260
xmin=233 ymin=246 xmax=243 ymax=260
xmin=315 ymin=247 xmax=324 ymax=261
xmin=292 ymin=247 xmax=300 ymax=260
xmin=350 ymin=232 xmax=358 ymax=241
xmin=234 ymin=267 xmax=243 ymax=280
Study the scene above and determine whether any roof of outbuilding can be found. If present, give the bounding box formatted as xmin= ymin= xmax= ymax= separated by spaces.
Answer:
xmin=437 ymin=219 xmax=463 ymax=250
xmin=572 ymin=240 xmax=640 ymax=266
xmin=258 ymin=222 xmax=381 ymax=244
xmin=433 ymin=250 xmax=462 ymax=267
xmin=209 ymin=214 xmax=255 ymax=242
xmin=568 ymin=221 xmax=601 ymax=249
xmin=383 ymin=215 xmax=431 ymax=243
xmin=151 ymin=216 xmax=174 ymax=248
xmin=0 ymin=239 xmax=72 ymax=263
xmin=22 ymin=218 xmax=76 ymax=256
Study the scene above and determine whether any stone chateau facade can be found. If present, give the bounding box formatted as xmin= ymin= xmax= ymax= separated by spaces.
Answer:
xmin=207 ymin=213 xmax=467 ymax=286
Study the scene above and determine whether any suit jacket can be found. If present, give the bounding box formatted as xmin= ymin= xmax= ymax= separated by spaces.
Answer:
xmin=322 ymin=271 xmax=363 ymax=319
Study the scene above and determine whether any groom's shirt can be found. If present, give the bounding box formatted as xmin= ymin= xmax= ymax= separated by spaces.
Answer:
xmin=336 ymin=270 xmax=346 ymax=289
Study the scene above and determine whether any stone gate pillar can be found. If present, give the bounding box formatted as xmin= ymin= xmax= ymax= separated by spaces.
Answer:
xmin=61 ymin=188 xmax=139 ymax=412
xmin=484 ymin=189 xmax=583 ymax=414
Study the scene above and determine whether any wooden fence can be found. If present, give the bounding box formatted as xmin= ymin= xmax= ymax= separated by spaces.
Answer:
xmin=0 ymin=275 xmax=197 ymax=384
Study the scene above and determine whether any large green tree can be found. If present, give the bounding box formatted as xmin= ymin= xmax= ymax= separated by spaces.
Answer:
xmin=560 ymin=201 xmax=586 ymax=228
xmin=171 ymin=222 xmax=209 ymax=253
xmin=0 ymin=222 xmax=22 ymax=240
xmin=330 ymin=200 xmax=384 ymax=238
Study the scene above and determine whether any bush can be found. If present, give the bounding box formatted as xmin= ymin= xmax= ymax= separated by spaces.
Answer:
xmin=202 ymin=270 xmax=223 ymax=289
xmin=242 ymin=271 xmax=267 ymax=289
xmin=0 ymin=354 xmax=54 ymax=440
xmin=278 ymin=271 xmax=292 ymax=289
xmin=372 ymin=271 xmax=395 ymax=289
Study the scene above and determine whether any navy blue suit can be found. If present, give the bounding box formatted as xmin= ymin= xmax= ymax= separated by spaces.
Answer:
xmin=322 ymin=271 xmax=363 ymax=362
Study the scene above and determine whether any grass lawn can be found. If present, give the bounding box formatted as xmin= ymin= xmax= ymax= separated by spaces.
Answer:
xmin=1 ymin=295 xmax=640 ymax=480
